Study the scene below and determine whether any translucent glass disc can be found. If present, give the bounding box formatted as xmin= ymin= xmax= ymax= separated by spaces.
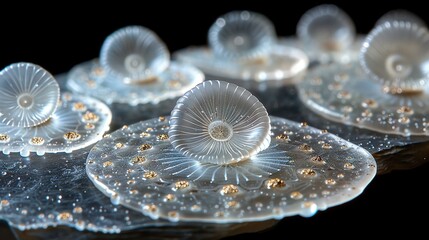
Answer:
xmin=86 ymin=116 xmax=376 ymax=223
xmin=0 ymin=63 xmax=59 ymax=127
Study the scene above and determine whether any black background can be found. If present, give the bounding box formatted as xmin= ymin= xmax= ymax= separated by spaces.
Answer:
xmin=1 ymin=1 xmax=429 ymax=239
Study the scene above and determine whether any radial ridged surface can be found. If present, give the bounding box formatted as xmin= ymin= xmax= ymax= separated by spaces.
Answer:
xmin=375 ymin=10 xmax=426 ymax=27
xmin=208 ymin=11 xmax=276 ymax=60
xmin=0 ymin=63 xmax=59 ymax=127
xmin=169 ymin=80 xmax=271 ymax=164
xmin=100 ymin=26 xmax=170 ymax=83
xmin=0 ymin=93 xmax=111 ymax=157
xmin=86 ymin=116 xmax=376 ymax=223
xmin=297 ymin=4 xmax=355 ymax=51
xmin=360 ymin=21 xmax=429 ymax=92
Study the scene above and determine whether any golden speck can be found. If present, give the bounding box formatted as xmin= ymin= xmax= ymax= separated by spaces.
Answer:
xmin=85 ymin=123 xmax=95 ymax=129
xmin=310 ymin=155 xmax=325 ymax=164
xmin=130 ymin=156 xmax=145 ymax=165
xmin=140 ymin=132 xmax=151 ymax=137
xmin=127 ymin=180 xmax=135 ymax=185
xmin=362 ymin=99 xmax=377 ymax=108
xmin=344 ymin=162 xmax=355 ymax=170
xmin=103 ymin=161 xmax=113 ymax=167
xmin=329 ymin=82 xmax=342 ymax=90
xmin=1 ymin=199 xmax=9 ymax=206
xmin=191 ymin=205 xmax=201 ymax=212
xmin=104 ymin=174 xmax=112 ymax=178
xmin=311 ymin=77 xmax=322 ymax=85
xmin=93 ymin=67 xmax=104 ymax=76
xmin=164 ymin=194 xmax=176 ymax=202
xmin=322 ymin=143 xmax=332 ymax=149
xmin=168 ymin=211 xmax=178 ymax=218
xmin=300 ymin=122 xmax=308 ymax=128
xmin=30 ymin=137 xmax=44 ymax=145
xmin=321 ymin=129 xmax=328 ymax=134
xmin=398 ymin=116 xmax=410 ymax=124
xmin=146 ymin=127 xmax=154 ymax=132
xmin=143 ymin=204 xmax=157 ymax=213
xmin=159 ymin=116 xmax=166 ymax=121
xmin=121 ymin=125 xmax=128 ymax=130
xmin=126 ymin=169 xmax=134 ymax=174
xmin=63 ymin=93 xmax=72 ymax=100
xmin=397 ymin=106 xmax=414 ymax=115
xmin=115 ymin=142 xmax=124 ymax=149
xmin=290 ymin=191 xmax=303 ymax=199
xmin=227 ymin=201 xmax=239 ymax=208
xmin=64 ymin=132 xmax=81 ymax=141
xmin=143 ymin=171 xmax=157 ymax=179
xmin=221 ymin=185 xmax=239 ymax=195
xmin=157 ymin=134 xmax=169 ymax=140
xmin=73 ymin=207 xmax=83 ymax=214
xmin=143 ymin=193 xmax=152 ymax=198
xmin=275 ymin=133 xmax=289 ymax=141
xmin=103 ymin=134 xmax=111 ymax=138
xmin=175 ymin=181 xmax=190 ymax=190
xmin=86 ymin=79 xmax=96 ymax=88
xmin=139 ymin=144 xmax=152 ymax=151
xmin=361 ymin=110 xmax=372 ymax=117
xmin=337 ymin=173 xmax=345 ymax=179
xmin=303 ymin=201 xmax=316 ymax=209
xmin=57 ymin=212 xmax=73 ymax=221
xmin=82 ymin=112 xmax=99 ymax=122
xmin=325 ymin=178 xmax=337 ymax=185
xmin=335 ymin=73 xmax=349 ymax=81
xmin=342 ymin=106 xmax=353 ymax=113
xmin=168 ymin=80 xmax=182 ymax=88
xmin=298 ymin=168 xmax=317 ymax=178
xmin=337 ymin=91 xmax=351 ymax=99
xmin=73 ymin=102 xmax=86 ymax=111
xmin=129 ymin=189 xmax=139 ymax=194
xmin=322 ymin=190 xmax=330 ymax=196
xmin=299 ymin=144 xmax=313 ymax=152
xmin=266 ymin=178 xmax=286 ymax=189
xmin=303 ymin=135 xmax=312 ymax=140
xmin=0 ymin=134 xmax=10 ymax=143
xmin=214 ymin=211 xmax=225 ymax=217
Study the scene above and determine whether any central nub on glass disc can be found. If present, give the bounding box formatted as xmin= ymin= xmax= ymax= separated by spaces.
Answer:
xmin=17 ymin=94 xmax=34 ymax=109
xmin=125 ymin=54 xmax=146 ymax=74
xmin=208 ymin=120 xmax=233 ymax=141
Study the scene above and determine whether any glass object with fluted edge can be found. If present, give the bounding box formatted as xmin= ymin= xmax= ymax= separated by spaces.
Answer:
xmin=278 ymin=4 xmax=361 ymax=65
xmin=86 ymin=80 xmax=376 ymax=223
xmin=375 ymin=9 xmax=426 ymax=27
xmin=100 ymin=26 xmax=170 ymax=84
xmin=297 ymin=4 xmax=355 ymax=52
xmin=67 ymin=25 xmax=203 ymax=106
xmin=298 ymin=14 xmax=429 ymax=136
xmin=0 ymin=63 xmax=59 ymax=128
xmin=169 ymin=81 xmax=271 ymax=164
xmin=0 ymin=63 xmax=111 ymax=157
xmin=175 ymin=11 xmax=308 ymax=82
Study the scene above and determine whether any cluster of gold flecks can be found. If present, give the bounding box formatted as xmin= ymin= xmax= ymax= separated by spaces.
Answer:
xmin=311 ymin=73 xmax=423 ymax=128
xmin=93 ymin=116 xmax=363 ymax=219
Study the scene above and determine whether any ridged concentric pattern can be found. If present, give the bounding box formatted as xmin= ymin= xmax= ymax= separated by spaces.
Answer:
xmin=298 ymin=61 xmax=429 ymax=136
xmin=0 ymin=63 xmax=59 ymax=127
xmin=0 ymin=93 xmax=111 ymax=157
xmin=208 ymin=11 xmax=276 ymax=60
xmin=86 ymin=116 xmax=376 ymax=223
xmin=375 ymin=10 xmax=426 ymax=27
xmin=100 ymin=26 xmax=170 ymax=83
xmin=67 ymin=60 xmax=204 ymax=105
xmin=360 ymin=21 xmax=429 ymax=92
xmin=297 ymin=4 xmax=355 ymax=51
xmin=169 ymin=81 xmax=270 ymax=164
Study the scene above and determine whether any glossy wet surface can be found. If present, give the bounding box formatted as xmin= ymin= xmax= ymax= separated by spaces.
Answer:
xmin=1 ymin=70 xmax=429 ymax=239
